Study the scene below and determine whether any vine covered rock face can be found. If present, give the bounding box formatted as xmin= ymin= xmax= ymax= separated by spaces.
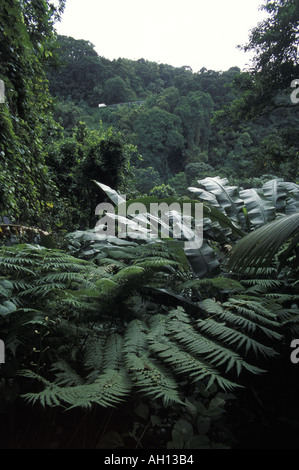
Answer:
xmin=0 ymin=0 xmax=66 ymax=225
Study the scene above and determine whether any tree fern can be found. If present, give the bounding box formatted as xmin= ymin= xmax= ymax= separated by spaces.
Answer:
xmin=14 ymin=282 xmax=284 ymax=409
xmin=125 ymin=353 xmax=182 ymax=405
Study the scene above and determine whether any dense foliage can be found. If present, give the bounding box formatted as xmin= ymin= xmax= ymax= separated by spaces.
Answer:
xmin=0 ymin=0 xmax=65 ymax=224
xmin=46 ymin=34 xmax=299 ymax=198
xmin=0 ymin=0 xmax=299 ymax=450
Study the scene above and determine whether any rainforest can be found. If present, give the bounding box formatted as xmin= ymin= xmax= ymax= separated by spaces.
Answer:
xmin=0 ymin=0 xmax=299 ymax=451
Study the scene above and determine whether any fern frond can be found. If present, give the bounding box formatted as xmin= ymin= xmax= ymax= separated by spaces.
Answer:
xmin=103 ymin=334 xmax=124 ymax=370
xmin=149 ymin=335 xmax=238 ymax=391
xmin=18 ymin=282 xmax=66 ymax=297
xmin=196 ymin=317 xmax=277 ymax=358
xmin=0 ymin=260 xmax=35 ymax=275
xmin=183 ymin=277 xmax=245 ymax=293
xmin=135 ymin=258 xmax=179 ymax=271
xmin=148 ymin=310 xmax=251 ymax=386
xmin=224 ymin=298 xmax=279 ymax=321
xmin=50 ymin=360 xmax=85 ymax=386
xmin=114 ymin=266 xmax=145 ymax=281
xmin=166 ymin=311 xmax=264 ymax=375
xmin=83 ymin=337 xmax=104 ymax=381
xmin=124 ymin=319 xmax=149 ymax=353
xmin=122 ymin=319 xmax=182 ymax=404
xmin=215 ymin=305 xmax=281 ymax=339
xmin=241 ymin=279 xmax=282 ymax=289
xmin=21 ymin=368 xmax=131 ymax=409
xmin=125 ymin=352 xmax=182 ymax=405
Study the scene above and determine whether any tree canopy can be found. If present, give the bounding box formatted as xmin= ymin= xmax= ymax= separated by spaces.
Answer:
xmin=224 ymin=0 xmax=299 ymax=118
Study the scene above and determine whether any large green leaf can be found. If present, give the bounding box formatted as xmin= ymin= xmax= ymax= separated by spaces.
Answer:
xmin=239 ymin=188 xmax=276 ymax=227
xmin=185 ymin=241 xmax=220 ymax=278
xmin=227 ymin=213 xmax=299 ymax=274
xmin=0 ymin=300 xmax=17 ymax=317
xmin=262 ymin=178 xmax=286 ymax=212
xmin=93 ymin=180 xmax=126 ymax=206
xmin=280 ymin=182 xmax=299 ymax=215
xmin=195 ymin=177 xmax=245 ymax=225
xmin=188 ymin=186 xmax=224 ymax=211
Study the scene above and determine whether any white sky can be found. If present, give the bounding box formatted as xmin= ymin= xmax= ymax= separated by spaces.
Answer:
xmin=55 ymin=0 xmax=268 ymax=72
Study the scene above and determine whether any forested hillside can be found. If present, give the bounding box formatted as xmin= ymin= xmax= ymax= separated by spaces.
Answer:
xmin=47 ymin=34 xmax=299 ymax=198
xmin=0 ymin=0 xmax=299 ymax=451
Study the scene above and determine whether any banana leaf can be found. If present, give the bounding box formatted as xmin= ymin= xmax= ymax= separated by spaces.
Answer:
xmin=280 ymin=182 xmax=299 ymax=215
xmin=187 ymin=187 xmax=224 ymax=211
xmin=93 ymin=181 xmax=126 ymax=205
xmin=286 ymin=199 xmax=299 ymax=215
xmin=96 ymin=182 xmax=244 ymax=239
xmin=196 ymin=177 xmax=245 ymax=225
xmin=262 ymin=179 xmax=286 ymax=212
xmin=124 ymin=195 xmax=244 ymax=238
xmin=94 ymin=182 xmax=233 ymax=278
xmin=239 ymin=188 xmax=276 ymax=227
xmin=185 ymin=241 xmax=220 ymax=278
xmin=280 ymin=181 xmax=299 ymax=197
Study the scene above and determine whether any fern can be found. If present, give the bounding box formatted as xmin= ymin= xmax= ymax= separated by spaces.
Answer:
xmin=103 ymin=333 xmax=124 ymax=371
xmin=14 ymin=282 xmax=284 ymax=409
xmin=20 ymin=368 xmax=131 ymax=409
xmin=165 ymin=310 xmax=264 ymax=376
xmin=123 ymin=319 xmax=182 ymax=404
xmin=50 ymin=360 xmax=85 ymax=386
xmin=125 ymin=353 xmax=182 ymax=405
xmin=149 ymin=331 xmax=239 ymax=391
xmin=0 ymin=217 xmax=290 ymax=412
xmin=196 ymin=317 xmax=277 ymax=358
xmin=83 ymin=337 xmax=104 ymax=373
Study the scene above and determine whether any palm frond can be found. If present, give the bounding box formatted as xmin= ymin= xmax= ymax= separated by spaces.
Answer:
xmin=227 ymin=213 xmax=299 ymax=274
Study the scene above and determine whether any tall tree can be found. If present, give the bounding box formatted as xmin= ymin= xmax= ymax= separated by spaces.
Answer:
xmin=227 ymin=0 xmax=299 ymax=119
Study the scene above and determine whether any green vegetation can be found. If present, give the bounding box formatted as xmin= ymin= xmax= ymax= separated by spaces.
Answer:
xmin=0 ymin=0 xmax=299 ymax=450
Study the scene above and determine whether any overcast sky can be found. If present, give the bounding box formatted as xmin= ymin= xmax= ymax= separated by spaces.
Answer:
xmin=55 ymin=0 xmax=268 ymax=72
